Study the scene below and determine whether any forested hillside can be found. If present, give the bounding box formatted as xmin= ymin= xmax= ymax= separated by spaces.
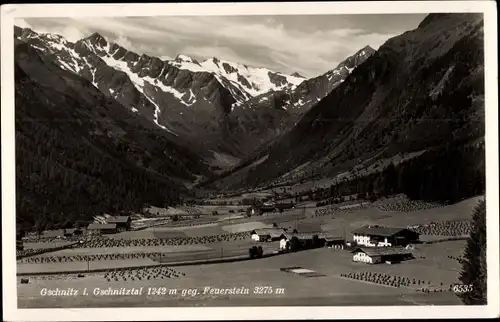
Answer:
xmin=15 ymin=41 xmax=209 ymax=232
xmin=240 ymin=13 xmax=485 ymax=204
xmin=310 ymin=139 xmax=485 ymax=205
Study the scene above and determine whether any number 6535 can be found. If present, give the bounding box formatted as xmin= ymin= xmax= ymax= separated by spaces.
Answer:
xmin=453 ymin=284 xmax=474 ymax=293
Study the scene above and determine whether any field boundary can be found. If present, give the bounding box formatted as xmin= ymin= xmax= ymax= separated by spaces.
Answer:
xmin=16 ymin=242 xmax=79 ymax=260
xmin=17 ymin=252 xmax=281 ymax=276
xmin=422 ymin=236 xmax=468 ymax=244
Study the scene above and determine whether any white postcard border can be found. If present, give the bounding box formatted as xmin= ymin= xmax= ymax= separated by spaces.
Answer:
xmin=2 ymin=1 xmax=498 ymax=320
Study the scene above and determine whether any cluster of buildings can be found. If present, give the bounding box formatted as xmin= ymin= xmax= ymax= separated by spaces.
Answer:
xmin=248 ymin=202 xmax=295 ymax=215
xmin=250 ymin=228 xmax=345 ymax=250
xmin=86 ymin=216 xmax=132 ymax=235
xmin=251 ymin=224 xmax=420 ymax=265
xmin=351 ymin=246 xmax=415 ymax=264
xmin=350 ymin=225 xmax=420 ymax=264
xmin=351 ymin=226 xmax=420 ymax=247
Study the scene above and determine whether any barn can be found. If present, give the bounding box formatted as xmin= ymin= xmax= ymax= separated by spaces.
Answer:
xmin=275 ymin=202 xmax=295 ymax=212
xmin=248 ymin=205 xmax=265 ymax=216
xmin=251 ymin=228 xmax=286 ymax=242
xmin=352 ymin=247 xmax=415 ymax=264
xmin=87 ymin=223 xmax=117 ymax=235
xmin=352 ymin=225 xmax=420 ymax=247
xmin=320 ymin=234 xmax=345 ymax=247
xmin=106 ymin=216 xmax=132 ymax=231
xmin=279 ymin=232 xmax=326 ymax=250
xmin=259 ymin=205 xmax=276 ymax=213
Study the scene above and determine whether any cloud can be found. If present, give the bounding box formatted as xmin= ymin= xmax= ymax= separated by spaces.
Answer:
xmin=15 ymin=18 xmax=32 ymax=29
xmin=22 ymin=14 xmax=426 ymax=77
xmin=181 ymin=45 xmax=250 ymax=65
xmin=113 ymin=35 xmax=133 ymax=50
xmin=58 ymin=26 xmax=86 ymax=42
xmin=159 ymin=55 xmax=173 ymax=61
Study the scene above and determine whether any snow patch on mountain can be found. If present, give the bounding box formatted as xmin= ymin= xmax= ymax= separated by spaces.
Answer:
xmin=170 ymin=54 xmax=204 ymax=72
xmin=82 ymin=57 xmax=98 ymax=88
xmin=97 ymin=51 xmax=194 ymax=108
xmin=144 ymin=92 xmax=178 ymax=135
xmin=170 ymin=55 xmax=305 ymax=98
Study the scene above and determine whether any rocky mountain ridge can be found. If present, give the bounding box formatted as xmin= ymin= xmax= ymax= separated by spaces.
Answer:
xmin=15 ymin=26 xmax=374 ymax=160
xmin=212 ymin=13 xmax=485 ymax=190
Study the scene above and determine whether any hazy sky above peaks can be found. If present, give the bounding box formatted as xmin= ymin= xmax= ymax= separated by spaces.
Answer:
xmin=16 ymin=14 xmax=426 ymax=77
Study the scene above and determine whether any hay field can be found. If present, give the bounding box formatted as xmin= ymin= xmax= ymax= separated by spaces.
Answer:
xmin=221 ymin=221 xmax=270 ymax=233
xmin=217 ymin=214 xmax=245 ymax=221
xmin=35 ymin=245 xmax=211 ymax=256
xmin=23 ymin=240 xmax=75 ymax=250
xmin=197 ymin=205 xmax=244 ymax=212
xmin=17 ymin=259 xmax=159 ymax=274
xmin=147 ymin=223 xmax=220 ymax=231
xmin=324 ymin=245 xmax=463 ymax=288
xmin=318 ymin=196 xmax=481 ymax=238
xmin=149 ymin=224 xmax=239 ymax=238
xmin=17 ymin=242 xmax=463 ymax=308
xmin=144 ymin=206 xmax=188 ymax=216
xmin=17 ymin=257 xmax=409 ymax=308
xmin=109 ymin=230 xmax=160 ymax=239
xmin=142 ymin=223 xmax=239 ymax=237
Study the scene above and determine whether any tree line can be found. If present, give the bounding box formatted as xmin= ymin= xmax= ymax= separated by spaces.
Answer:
xmin=14 ymin=62 xmax=195 ymax=233
xmin=298 ymin=140 xmax=485 ymax=205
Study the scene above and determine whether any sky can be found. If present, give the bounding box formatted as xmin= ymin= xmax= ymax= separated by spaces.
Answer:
xmin=16 ymin=14 xmax=427 ymax=77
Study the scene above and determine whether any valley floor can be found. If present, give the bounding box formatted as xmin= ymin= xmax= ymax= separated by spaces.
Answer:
xmin=17 ymin=195 xmax=482 ymax=307
xmin=18 ymin=244 xmax=464 ymax=307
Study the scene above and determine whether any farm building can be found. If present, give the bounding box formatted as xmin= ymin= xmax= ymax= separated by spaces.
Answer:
xmin=275 ymin=202 xmax=295 ymax=212
xmin=247 ymin=205 xmax=265 ymax=216
xmin=106 ymin=216 xmax=132 ymax=231
xmin=248 ymin=202 xmax=295 ymax=215
xmin=251 ymin=228 xmax=286 ymax=242
xmin=87 ymin=223 xmax=117 ymax=235
xmin=37 ymin=229 xmax=78 ymax=238
xmin=279 ymin=232 xmax=326 ymax=250
xmin=248 ymin=204 xmax=272 ymax=215
xmin=261 ymin=205 xmax=276 ymax=213
xmin=352 ymin=247 xmax=415 ymax=264
xmin=352 ymin=225 xmax=420 ymax=247
xmin=320 ymin=234 xmax=345 ymax=247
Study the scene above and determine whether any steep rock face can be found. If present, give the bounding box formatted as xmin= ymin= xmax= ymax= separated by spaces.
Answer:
xmin=221 ymin=45 xmax=376 ymax=156
xmin=15 ymin=40 xmax=210 ymax=231
xmin=233 ymin=46 xmax=376 ymax=114
xmin=14 ymin=26 xmax=376 ymax=161
xmin=14 ymin=27 xmax=308 ymax=159
xmin=170 ymin=55 xmax=305 ymax=102
xmin=244 ymin=13 xmax=484 ymax=186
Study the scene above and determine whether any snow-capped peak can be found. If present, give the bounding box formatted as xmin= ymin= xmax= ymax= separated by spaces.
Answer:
xmin=291 ymin=72 xmax=305 ymax=78
xmin=168 ymin=55 xmax=306 ymax=100
xmin=86 ymin=32 xmax=107 ymax=44
xmin=175 ymin=54 xmax=196 ymax=63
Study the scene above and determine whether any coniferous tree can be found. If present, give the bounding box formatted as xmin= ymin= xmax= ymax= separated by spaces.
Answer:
xmin=458 ymin=199 xmax=487 ymax=305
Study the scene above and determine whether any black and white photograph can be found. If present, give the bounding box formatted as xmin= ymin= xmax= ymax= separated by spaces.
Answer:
xmin=1 ymin=1 xmax=499 ymax=320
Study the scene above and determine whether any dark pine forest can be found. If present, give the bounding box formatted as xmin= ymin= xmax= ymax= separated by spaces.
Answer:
xmin=15 ymin=58 xmax=208 ymax=232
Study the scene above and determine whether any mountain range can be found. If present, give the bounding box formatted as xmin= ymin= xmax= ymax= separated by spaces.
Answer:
xmin=15 ymin=26 xmax=374 ymax=163
xmin=230 ymin=13 xmax=485 ymax=191
xmin=14 ymin=13 xmax=486 ymax=231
